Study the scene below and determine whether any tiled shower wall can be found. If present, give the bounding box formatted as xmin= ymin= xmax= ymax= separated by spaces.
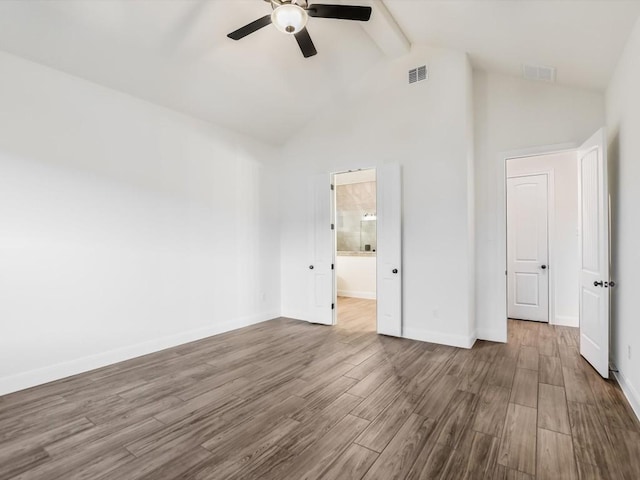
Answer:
xmin=336 ymin=181 xmax=376 ymax=252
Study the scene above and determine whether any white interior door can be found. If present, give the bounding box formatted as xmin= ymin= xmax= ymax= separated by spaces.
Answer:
xmin=507 ymin=174 xmax=549 ymax=322
xmin=376 ymin=164 xmax=402 ymax=336
xmin=307 ymin=173 xmax=334 ymax=325
xmin=578 ymin=128 xmax=609 ymax=378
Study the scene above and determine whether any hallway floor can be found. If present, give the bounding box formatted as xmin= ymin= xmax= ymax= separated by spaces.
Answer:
xmin=1 ymin=303 xmax=638 ymax=479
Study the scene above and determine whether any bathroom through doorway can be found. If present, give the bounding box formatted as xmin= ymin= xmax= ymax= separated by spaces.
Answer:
xmin=333 ymin=169 xmax=377 ymax=332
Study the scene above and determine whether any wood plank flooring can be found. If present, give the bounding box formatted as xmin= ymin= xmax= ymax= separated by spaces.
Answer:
xmin=1 ymin=298 xmax=639 ymax=479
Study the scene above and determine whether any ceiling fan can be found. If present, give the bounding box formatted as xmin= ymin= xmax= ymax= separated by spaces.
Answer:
xmin=227 ymin=0 xmax=372 ymax=58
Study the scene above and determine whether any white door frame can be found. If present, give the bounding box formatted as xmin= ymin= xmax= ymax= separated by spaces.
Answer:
xmin=506 ymin=171 xmax=554 ymax=323
xmin=497 ymin=142 xmax=579 ymax=341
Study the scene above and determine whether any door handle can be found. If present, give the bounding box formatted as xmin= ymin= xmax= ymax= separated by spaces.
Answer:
xmin=594 ymin=280 xmax=603 ymax=287
xmin=392 ymin=268 xmax=398 ymax=274
xmin=540 ymin=265 xmax=547 ymax=270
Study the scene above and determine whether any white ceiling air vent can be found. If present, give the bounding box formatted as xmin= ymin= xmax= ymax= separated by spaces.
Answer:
xmin=409 ymin=65 xmax=428 ymax=84
xmin=522 ymin=64 xmax=556 ymax=83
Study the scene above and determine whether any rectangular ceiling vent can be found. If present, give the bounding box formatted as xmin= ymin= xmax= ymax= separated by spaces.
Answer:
xmin=409 ymin=65 xmax=428 ymax=84
xmin=522 ymin=64 xmax=556 ymax=83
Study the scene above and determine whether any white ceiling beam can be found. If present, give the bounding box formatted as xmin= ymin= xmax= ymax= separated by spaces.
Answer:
xmin=359 ymin=0 xmax=411 ymax=58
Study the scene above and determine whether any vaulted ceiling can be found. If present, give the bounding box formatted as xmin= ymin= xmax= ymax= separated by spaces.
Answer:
xmin=385 ymin=0 xmax=640 ymax=92
xmin=0 ymin=1 xmax=638 ymax=145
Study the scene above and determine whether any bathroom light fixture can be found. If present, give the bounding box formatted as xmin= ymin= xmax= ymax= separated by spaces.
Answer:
xmin=271 ymin=3 xmax=308 ymax=34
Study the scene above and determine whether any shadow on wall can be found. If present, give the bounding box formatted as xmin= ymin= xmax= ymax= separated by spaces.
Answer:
xmin=608 ymin=129 xmax=620 ymax=365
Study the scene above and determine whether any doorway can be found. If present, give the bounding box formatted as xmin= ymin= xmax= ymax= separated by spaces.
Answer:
xmin=332 ymin=169 xmax=377 ymax=331
xmin=307 ymin=164 xmax=400 ymax=333
xmin=501 ymin=129 xmax=611 ymax=378
xmin=505 ymin=151 xmax=580 ymax=326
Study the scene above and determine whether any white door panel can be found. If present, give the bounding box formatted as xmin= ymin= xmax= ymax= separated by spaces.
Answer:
xmin=376 ymin=164 xmax=402 ymax=337
xmin=308 ymin=173 xmax=334 ymax=325
xmin=578 ymin=128 xmax=609 ymax=378
xmin=507 ymin=174 xmax=549 ymax=322
xmin=515 ymin=273 xmax=539 ymax=306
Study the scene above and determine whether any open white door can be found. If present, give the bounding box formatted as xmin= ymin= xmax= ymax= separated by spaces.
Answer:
xmin=578 ymin=128 xmax=610 ymax=378
xmin=376 ymin=164 xmax=402 ymax=336
xmin=307 ymin=173 xmax=334 ymax=325
xmin=507 ymin=174 xmax=549 ymax=322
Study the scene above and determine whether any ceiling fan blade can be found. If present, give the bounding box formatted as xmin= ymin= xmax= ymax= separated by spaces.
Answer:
xmin=227 ymin=15 xmax=272 ymax=40
xmin=294 ymin=28 xmax=317 ymax=58
xmin=307 ymin=4 xmax=372 ymax=21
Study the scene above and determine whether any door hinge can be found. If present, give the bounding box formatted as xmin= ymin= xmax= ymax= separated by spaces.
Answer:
xmin=331 ymin=224 xmax=335 ymax=230
xmin=330 ymin=184 xmax=334 ymax=191
xmin=331 ymin=264 xmax=334 ymax=270
xmin=331 ymin=303 xmax=335 ymax=310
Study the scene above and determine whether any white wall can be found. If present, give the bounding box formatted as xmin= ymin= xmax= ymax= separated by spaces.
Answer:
xmin=474 ymin=70 xmax=605 ymax=341
xmin=336 ymin=255 xmax=376 ymax=299
xmin=280 ymin=45 xmax=476 ymax=348
xmin=606 ymin=16 xmax=640 ymax=418
xmin=506 ymin=151 xmax=579 ymax=327
xmin=0 ymin=51 xmax=281 ymax=395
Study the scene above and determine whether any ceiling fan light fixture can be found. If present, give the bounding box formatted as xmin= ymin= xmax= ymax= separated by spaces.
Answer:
xmin=271 ymin=4 xmax=308 ymax=34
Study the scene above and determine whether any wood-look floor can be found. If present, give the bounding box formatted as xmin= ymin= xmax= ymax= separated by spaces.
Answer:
xmin=1 ymin=297 xmax=639 ymax=479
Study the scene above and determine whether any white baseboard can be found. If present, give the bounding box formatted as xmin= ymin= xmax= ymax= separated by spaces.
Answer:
xmin=613 ymin=369 xmax=640 ymax=424
xmin=403 ymin=326 xmax=477 ymax=349
xmin=337 ymin=290 xmax=376 ymax=300
xmin=553 ymin=315 xmax=579 ymax=328
xmin=476 ymin=328 xmax=507 ymax=343
xmin=0 ymin=312 xmax=278 ymax=397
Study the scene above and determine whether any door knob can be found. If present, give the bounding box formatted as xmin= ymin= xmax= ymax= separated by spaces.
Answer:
xmin=392 ymin=268 xmax=398 ymax=274
xmin=540 ymin=265 xmax=547 ymax=270
xmin=309 ymin=265 xmax=314 ymax=270
xmin=594 ymin=280 xmax=603 ymax=287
